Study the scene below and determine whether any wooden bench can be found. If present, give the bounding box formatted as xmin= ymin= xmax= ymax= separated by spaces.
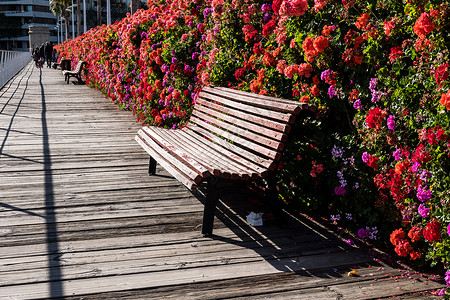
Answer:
xmin=53 ymin=59 xmax=71 ymax=71
xmin=62 ymin=60 xmax=86 ymax=84
xmin=135 ymin=86 xmax=317 ymax=236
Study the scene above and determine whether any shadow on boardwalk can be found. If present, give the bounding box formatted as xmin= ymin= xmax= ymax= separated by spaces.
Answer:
xmin=0 ymin=63 xmax=444 ymax=299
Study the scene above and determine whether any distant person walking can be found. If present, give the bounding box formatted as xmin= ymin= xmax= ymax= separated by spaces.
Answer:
xmin=45 ymin=42 xmax=53 ymax=68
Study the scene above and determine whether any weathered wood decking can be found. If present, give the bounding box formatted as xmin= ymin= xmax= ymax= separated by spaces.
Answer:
xmin=0 ymin=63 xmax=444 ymax=299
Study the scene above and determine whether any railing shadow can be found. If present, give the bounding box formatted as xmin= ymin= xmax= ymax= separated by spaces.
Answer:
xmin=39 ymin=68 xmax=65 ymax=298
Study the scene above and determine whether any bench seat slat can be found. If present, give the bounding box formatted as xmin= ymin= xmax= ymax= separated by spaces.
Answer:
xmin=139 ymin=130 xmax=209 ymax=183
xmin=150 ymin=127 xmax=239 ymax=179
xmin=192 ymin=110 xmax=285 ymax=152
xmin=194 ymin=103 xmax=288 ymax=142
xmin=186 ymin=124 xmax=275 ymax=173
xmin=142 ymin=127 xmax=209 ymax=178
xmin=203 ymin=86 xmax=302 ymax=114
xmin=199 ymin=93 xmax=294 ymax=124
xmin=135 ymin=134 xmax=197 ymax=191
xmin=189 ymin=115 xmax=282 ymax=161
xmin=162 ymin=130 xmax=250 ymax=180
xmin=196 ymin=98 xmax=290 ymax=133
xmin=175 ymin=129 xmax=257 ymax=180
xmin=181 ymin=128 xmax=268 ymax=177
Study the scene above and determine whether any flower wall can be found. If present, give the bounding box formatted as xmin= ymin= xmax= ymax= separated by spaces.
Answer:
xmin=56 ymin=0 xmax=450 ymax=285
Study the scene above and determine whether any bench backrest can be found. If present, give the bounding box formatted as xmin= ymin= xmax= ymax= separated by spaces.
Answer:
xmin=73 ymin=61 xmax=85 ymax=72
xmin=188 ymin=86 xmax=316 ymax=173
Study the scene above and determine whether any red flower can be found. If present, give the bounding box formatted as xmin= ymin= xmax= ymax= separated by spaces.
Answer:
xmin=389 ymin=46 xmax=403 ymax=63
xmin=439 ymin=90 xmax=450 ymax=110
xmin=355 ymin=13 xmax=370 ymax=30
xmin=413 ymin=12 xmax=435 ymax=37
xmin=365 ymin=107 xmax=387 ymax=129
xmin=434 ymin=63 xmax=448 ymax=88
xmin=272 ymin=0 xmax=282 ymax=15
xmin=367 ymin=155 xmax=379 ymax=169
xmin=390 ymin=228 xmax=406 ymax=245
xmin=234 ymin=68 xmax=245 ymax=79
xmin=395 ymin=239 xmax=413 ymax=257
xmin=408 ymin=226 xmax=422 ymax=243
xmin=423 ymin=220 xmax=441 ymax=242
xmin=262 ymin=20 xmax=276 ymax=37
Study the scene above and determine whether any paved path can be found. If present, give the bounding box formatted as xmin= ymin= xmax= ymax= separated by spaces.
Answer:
xmin=0 ymin=63 xmax=444 ymax=299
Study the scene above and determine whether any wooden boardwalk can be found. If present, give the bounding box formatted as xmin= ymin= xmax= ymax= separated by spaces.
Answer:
xmin=0 ymin=63 xmax=444 ymax=299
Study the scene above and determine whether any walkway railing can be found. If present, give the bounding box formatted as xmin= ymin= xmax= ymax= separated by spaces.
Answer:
xmin=0 ymin=50 xmax=31 ymax=89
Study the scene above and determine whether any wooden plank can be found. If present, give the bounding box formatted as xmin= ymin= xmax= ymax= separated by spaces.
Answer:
xmin=194 ymin=101 xmax=288 ymax=141
xmin=190 ymin=115 xmax=281 ymax=161
xmin=187 ymin=124 xmax=275 ymax=171
xmin=198 ymin=91 xmax=293 ymax=123
xmin=192 ymin=110 xmax=285 ymax=152
xmin=177 ymin=129 xmax=259 ymax=179
xmin=137 ymin=128 xmax=205 ymax=183
xmin=181 ymin=128 xmax=267 ymax=177
xmin=202 ymin=86 xmax=301 ymax=115
xmin=153 ymin=127 xmax=253 ymax=180
xmin=135 ymin=134 xmax=198 ymax=190
xmin=144 ymin=126 xmax=233 ymax=179
xmin=196 ymin=97 xmax=290 ymax=133
xmin=211 ymin=86 xmax=317 ymax=114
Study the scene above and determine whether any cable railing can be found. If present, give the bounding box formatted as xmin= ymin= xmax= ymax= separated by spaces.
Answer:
xmin=0 ymin=50 xmax=32 ymax=89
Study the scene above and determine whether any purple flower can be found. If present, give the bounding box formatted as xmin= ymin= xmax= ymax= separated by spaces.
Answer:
xmin=203 ymin=7 xmax=213 ymax=18
xmin=320 ymin=69 xmax=331 ymax=81
xmin=263 ymin=13 xmax=272 ymax=22
xmin=191 ymin=52 xmax=199 ymax=60
xmin=387 ymin=115 xmax=396 ymax=130
xmin=447 ymin=224 xmax=450 ymax=236
xmin=345 ymin=213 xmax=353 ymax=220
xmin=419 ymin=170 xmax=431 ymax=182
xmin=331 ymin=145 xmax=344 ymax=159
xmin=261 ymin=3 xmax=272 ymax=12
xmin=371 ymin=90 xmax=383 ymax=102
xmin=334 ymin=186 xmax=346 ymax=195
xmin=184 ymin=65 xmax=193 ymax=72
xmin=438 ymin=288 xmax=446 ymax=296
xmin=417 ymin=185 xmax=432 ymax=202
xmin=171 ymin=57 xmax=177 ymax=64
xmin=328 ymin=85 xmax=337 ymax=98
xmin=369 ymin=78 xmax=377 ymax=91
xmin=353 ymin=99 xmax=362 ymax=110
xmin=412 ymin=162 xmax=420 ymax=173
xmin=330 ymin=214 xmax=340 ymax=221
xmin=357 ymin=228 xmax=370 ymax=238
xmin=393 ymin=148 xmax=402 ymax=161
xmin=418 ymin=204 xmax=430 ymax=218
xmin=362 ymin=152 xmax=370 ymax=163
xmin=167 ymin=86 xmax=174 ymax=93
xmin=188 ymin=21 xmax=194 ymax=27
xmin=445 ymin=271 xmax=450 ymax=287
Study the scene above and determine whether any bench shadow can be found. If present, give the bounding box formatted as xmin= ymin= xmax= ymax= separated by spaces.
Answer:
xmin=193 ymin=183 xmax=390 ymax=279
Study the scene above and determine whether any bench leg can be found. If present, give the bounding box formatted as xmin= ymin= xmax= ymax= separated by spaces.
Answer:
xmin=148 ymin=156 xmax=157 ymax=175
xmin=202 ymin=176 xmax=219 ymax=237
xmin=266 ymin=172 xmax=284 ymax=225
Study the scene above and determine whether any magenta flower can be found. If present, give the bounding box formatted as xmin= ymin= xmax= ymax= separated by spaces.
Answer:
xmin=418 ymin=204 xmax=430 ymax=218
xmin=387 ymin=115 xmax=396 ymax=130
xmin=417 ymin=185 xmax=432 ymax=202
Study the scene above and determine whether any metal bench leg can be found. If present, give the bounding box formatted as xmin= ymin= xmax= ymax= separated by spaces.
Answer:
xmin=266 ymin=172 xmax=284 ymax=225
xmin=148 ymin=156 xmax=157 ymax=175
xmin=202 ymin=176 xmax=219 ymax=237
